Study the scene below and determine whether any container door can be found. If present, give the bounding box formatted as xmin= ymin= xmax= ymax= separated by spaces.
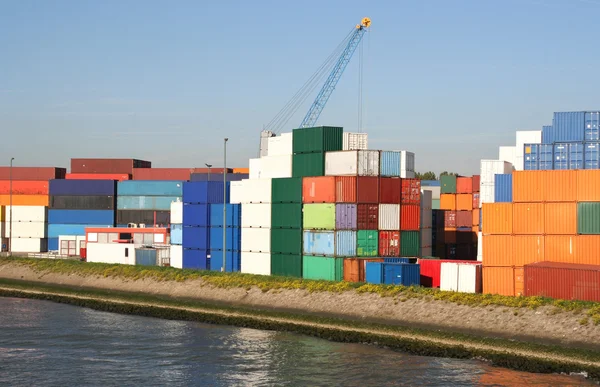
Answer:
xmin=60 ymin=240 xmax=69 ymax=256
xmin=68 ymin=240 xmax=76 ymax=256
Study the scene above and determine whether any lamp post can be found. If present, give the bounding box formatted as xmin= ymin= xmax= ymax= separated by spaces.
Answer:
xmin=205 ymin=163 xmax=212 ymax=182
xmin=222 ymin=138 xmax=228 ymax=272
xmin=9 ymin=157 xmax=14 ymax=255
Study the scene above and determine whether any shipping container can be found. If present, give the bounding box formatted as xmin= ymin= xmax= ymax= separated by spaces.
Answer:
xmin=578 ymin=202 xmax=600 ymax=235
xmin=182 ymin=181 xmax=228 ymax=204
xmin=170 ymin=245 xmax=183 ymax=268
xmin=549 ymin=112 xmax=585 ymax=143
xmin=356 ymin=176 xmax=379 ymax=203
xmin=241 ymin=203 xmax=271 ymax=228
xmin=0 ymin=181 xmax=49 ymax=195
xmin=334 ymin=176 xmax=357 ymax=203
xmin=240 ymin=252 xmax=271 ymax=275
xmin=302 ymin=256 xmax=343 ymax=281
xmin=357 ymin=204 xmax=378 ymax=229
xmin=456 ymin=194 xmax=472 ymax=211
xmin=365 ymin=262 xmax=384 ymax=284
xmin=50 ymin=195 xmax=114 ymax=210
xmin=208 ymin=203 xmax=241 ymax=228
xmin=270 ymin=254 xmax=302 ymax=278
xmin=303 ymin=203 xmax=335 ymax=230
xmin=514 ymin=235 xmax=544 ymax=266
xmin=379 ymin=151 xmax=401 ymax=177
xmin=472 ymin=176 xmax=480 ymax=192
xmin=543 ymin=202 xmax=576 ymax=235
xmin=209 ymin=227 xmax=241 ymax=251
xmin=335 ymin=230 xmax=357 ymax=256
xmin=493 ymin=174 xmax=512 ymax=203
xmin=418 ymin=259 xmax=478 ymax=288
xmin=378 ymin=204 xmax=400 ymax=230
xmin=5 ymin=206 xmax=47 ymax=222
xmin=48 ymin=209 xmax=115 ymax=225
xmin=440 ymin=175 xmax=457 ymax=194
xmin=117 ymin=196 xmax=180 ymax=211
xmin=135 ymin=248 xmax=159 ymax=266
xmin=5 ymin=222 xmax=47 ymax=238
xmin=182 ymin=226 xmax=210 ymax=249
xmin=292 ymin=126 xmax=343 ymax=154
xmin=9 ymin=237 xmax=47 ymax=253
xmin=171 ymin=224 xmax=182 ymax=245
xmin=0 ymin=195 xmax=48 ymax=207
xmin=170 ymin=201 xmax=183 ymax=224
xmin=513 ymin=203 xmax=545 ymax=235
xmin=303 ymin=230 xmax=335 ymax=256
xmin=440 ymin=194 xmax=456 ymax=210
xmin=472 ymin=208 xmax=480 ymax=226
xmin=482 ymin=235 xmax=513 ymax=266
xmin=456 ymin=211 xmax=471 ymax=228
xmin=271 ymin=177 xmax=302 ymax=203
xmin=440 ymin=262 xmax=482 ymax=293
xmin=233 ymin=168 xmax=249 ymax=174
xmin=116 ymin=210 xmax=169 ymax=226
xmin=209 ymin=250 xmax=241 ymax=272
xmin=241 ymin=227 xmax=271 ymax=252
xmin=66 ymin=173 xmax=130 ymax=181
xmin=379 ymin=177 xmax=401 ymax=203
xmin=335 ymin=204 xmax=357 ymax=230
xmin=400 ymin=231 xmax=420 ymax=257
xmin=472 ymin=193 xmax=479 ymax=209
xmin=576 ymin=170 xmax=600 ymax=202
xmin=240 ymin=179 xmax=272 ymax=204
xmin=116 ymin=180 xmax=183 ymax=197
xmin=444 ymin=211 xmax=457 ymax=228
xmin=292 ymin=152 xmax=325 ymax=177
xmin=456 ymin=177 xmax=473 ymax=194
xmin=271 ymin=228 xmax=302 ymax=255
xmin=71 ymin=159 xmax=150 ymax=175
xmin=229 ymin=181 xmax=244 ymax=204
xmin=49 ymin=180 xmax=116 ymax=197
xmin=249 ymin=155 xmax=293 ymax=179
xmin=480 ymin=160 xmax=513 ymax=185
xmin=271 ymin=203 xmax=302 ymax=229
xmin=343 ymin=132 xmax=368 ymax=151
xmin=267 ymin=133 xmax=293 ymax=156
xmin=379 ymin=230 xmax=400 ymax=256
xmin=525 ymin=261 xmax=600 ymax=302
xmin=343 ymin=258 xmax=383 ymax=282
xmin=302 ymin=176 xmax=335 ymax=203
xmin=0 ymin=167 xmax=66 ymax=181
xmin=512 ymin=171 xmax=544 ymax=203
xmin=481 ymin=203 xmax=512 ymax=235
xmin=48 ymin=224 xmax=111 ymax=238
xmin=401 ymin=179 xmax=421 ymax=205
xmin=48 ymin=238 xmax=58 ymax=251
xmin=183 ymin=203 xmax=210 ymax=227
xmin=132 ymin=168 xmax=196 ymax=181
xmin=190 ymin=173 xmax=248 ymax=182
xmin=585 ymin=142 xmax=600 ymax=169
xmin=325 ymin=150 xmax=380 ymax=176
xmin=482 ymin=266 xmax=522 ymax=296
xmin=544 ymin=235 xmax=576 ymax=264
xmin=543 ymin=170 xmax=576 ymax=202
xmin=575 ymin=236 xmax=600 ymax=265
xmin=585 ymin=112 xmax=600 ymax=141
xmin=357 ymin=230 xmax=378 ymax=257
xmin=182 ymin=248 xmax=209 ymax=270
xmin=383 ymin=263 xmax=420 ymax=286
xmin=400 ymin=205 xmax=420 ymax=230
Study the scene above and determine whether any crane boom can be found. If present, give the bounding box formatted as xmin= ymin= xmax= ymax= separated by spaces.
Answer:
xmin=299 ymin=17 xmax=371 ymax=128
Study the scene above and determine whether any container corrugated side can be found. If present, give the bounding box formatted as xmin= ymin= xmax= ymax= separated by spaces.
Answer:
xmin=182 ymin=248 xmax=209 ymax=270
xmin=183 ymin=203 xmax=210 ymax=227
xmin=575 ymin=236 xmax=600 ymax=265
xmin=0 ymin=195 xmax=48 ymax=207
xmin=378 ymin=204 xmax=400 ymax=230
xmin=494 ymin=174 xmax=512 ymax=203
xmin=271 ymin=177 xmax=302 ymax=203
xmin=117 ymin=180 xmax=183 ymax=197
xmin=357 ymin=150 xmax=380 ymax=176
xmin=357 ymin=230 xmax=378 ymax=257
xmin=577 ymin=170 xmax=600 ymax=201
xmin=343 ymin=132 xmax=368 ymax=151
xmin=292 ymin=152 xmax=325 ymax=178
xmin=512 ymin=171 xmax=544 ymax=203
xmin=482 ymin=203 xmax=512 ymax=235
xmin=271 ymin=203 xmax=302 ymax=229
xmin=400 ymin=231 xmax=420 ymax=257
xmin=302 ymin=256 xmax=343 ymax=281
xmin=356 ymin=177 xmax=379 ymax=204
xmin=242 ymin=179 xmax=272 ymax=204
xmin=456 ymin=177 xmax=472 ymax=194
xmin=6 ymin=222 xmax=47 ymax=238
xmin=303 ymin=203 xmax=335 ymax=230
xmin=440 ymin=194 xmax=456 ymax=210
xmin=209 ymin=226 xmax=241 ymax=251
xmin=209 ymin=203 xmax=241 ymax=228
xmin=552 ymin=111 xmax=585 ymax=142
xmin=302 ymin=176 xmax=335 ymax=203
xmin=400 ymin=205 xmax=420 ymax=231
xmin=170 ymin=201 xmax=183 ymax=224
xmin=48 ymin=210 xmax=115 ymax=225
xmin=524 ymin=261 xmax=600 ymax=302
xmin=480 ymin=160 xmax=513 ymax=185
xmin=182 ymin=226 xmax=210 ymax=249
xmin=343 ymin=258 xmax=383 ymax=282
xmin=379 ymin=151 xmax=401 ymax=177
xmin=241 ymin=203 xmax=271 ymax=228
xmin=5 ymin=206 xmax=47 ymax=222
xmin=440 ymin=175 xmax=457 ymax=194
xmin=545 ymin=202 xmax=576 ymax=235
xmin=514 ymin=235 xmax=544 ymax=266
xmin=357 ymin=204 xmax=378 ymax=229
xmin=270 ymin=254 xmax=302 ymax=277
xmin=240 ymin=228 xmax=271 ymax=252
xmin=335 ymin=230 xmax=357 ymax=256
xmin=544 ymin=170 xmax=577 ymax=202
xmin=578 ymin=202 xmax=600 ymax=235
xmin=292 ymin=126 xmax=343 ymax=154
xmin=335 ymin=176 xmax=356 ymax=203
xmin=379 ymin=177 xmax=401 ymax=203
xmin=325 ymin=151 xmax=358 ymax=176
xmin=303 ymin=230 xmax=335 ymax=256
xmin=271 ymin=229 xmax=302 ymax=255
xmin=379 ymin=231 xmax=400 ymax=256
xmin=335 ymin=204 xmax=357 ymax=230
xmin=482 ymin=266 xmax=518 ymax=296
xmin=240 ymin=252 xmax=271 ymax=275
xmin=182 ymin=181 xmax=229 ymax=204
xmin=49 ymin=224 xmax=111 ymax=238
xmin=544 ymin=235 xmax=577 ymax=264
xmin=456 ymin=194 xmax=472 ymax=211
xmin=513 ymin=203 xmax=544 ymax=235
xmin=0 ymin=181 xmax=49 ymax=195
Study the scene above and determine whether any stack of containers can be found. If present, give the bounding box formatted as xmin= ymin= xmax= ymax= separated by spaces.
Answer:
xmin=181 ymin=181 xmax=228 ymax=270
xmin=421 ymin=180 xmax=441 ymax=209
xmin=249 ymin=133 xmax=293 ymax=179
xmin=169 ymin=201 xmax=183 ymax=268
xmin=292 ymin=126 xmax=343 ymax=178
xmin=116 ymin=181 xmax=183 ymax=226
xmin=271 ymin=177 xmax=303 ymax=277
xmin=71 ymin=159 xmax=151 ymax=175
xmin=400 ymin=176 xmax=422 ymax=257
xmin=48 ymin=180 xmax=116 ymax=253
xmin=365 ymin=258 xmax=420 ymax=285
xmin=209 ymin=201 xmax=241 ymax=272
xmin=5 ymin=205 xmax=48 ymax=253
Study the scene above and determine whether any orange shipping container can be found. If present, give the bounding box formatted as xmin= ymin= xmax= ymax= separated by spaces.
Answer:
xmin=483 ymin=266 xmax=522 ymax=296
xmin=577 ymin=170 xmax=600 ymax=202
xmin=576 ymin=236 xmax=600 ymax=266
xmin=514 ymin=267 xmax=525 ymax=296
xmin=512 ymin=171 xmax=545 ymax=203
xmin=0 ymin=194 xmax=48 ymax=206
xmin=544 ymin=202 xmax=577 ymax=235
xmin=482 ymin=203 xmax=512 ymax=235
xmin=335 ymin=176 xmax=357 ymax=203
xmin=482 ymin=235 xmax=513 ymax=266
xmin=512 ymin=203 xmax=544 ymax=235
xmin=233 ymin=168 xmax=249 ymax=174
xmin=303 ymin=177 xmax=335 ymax=203
xmin=513 ymin=235 xmax=544 ymax=266
xmin=456 ymin=194 xmax=473 ymax=211
xmin=0 ymin=181 xmax=48 ymax=195
xmin=544 ymin=170 xmax=576 ymax=202
xmin=343 ymin=258 xmax=384 ymax=282
xmin=456 ymin=177 xmax=473 ymax=194
xmin=472 ymin=208 xmax=480 ymax=226
xmin=545 ymin=235 xmax=577 ymax=264
xmin=440 ymin=194 xmax=456 ymax=210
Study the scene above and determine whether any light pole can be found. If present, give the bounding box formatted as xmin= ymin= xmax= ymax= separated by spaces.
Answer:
xmin=205 ymin=163 xmax=212 ymax=182
xmin=222 ymin=138 xmax=228 ymax=272
xmin=9 ymin=157 xmax=14 ymax=255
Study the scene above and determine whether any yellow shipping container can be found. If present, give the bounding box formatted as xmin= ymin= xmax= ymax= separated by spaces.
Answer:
xmin=512 ymin=203 xmax=544 ymax=235
xmin=482 ymin=203 xmax=512 ymax=235
xmin=0 ymin=195 xmax=48 ymax=206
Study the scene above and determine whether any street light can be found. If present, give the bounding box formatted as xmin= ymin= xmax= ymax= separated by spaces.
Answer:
xmin=205 ymin=163 xmax=212 ymax=182
xmin=9 ymin=157 xmax=14 ymax=255
xmin=222 ymin=138 xmax=228 ymax=272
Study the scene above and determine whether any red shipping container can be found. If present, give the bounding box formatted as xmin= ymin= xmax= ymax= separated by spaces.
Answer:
xmin=357 ymin=176 xmax=379 ymax=203
xmin=456 ymin=177 xmax=473 ymax=194
xmin=133 ymin=168 xmax=199 ymax=180
xmin=379 ymin=231 xmax=400 ymax=256
xmin=401 ymin=178 xmax=421 ymax=204
xmin=472 ymin=175 xmax=480 ymax=193
xmin=357 ymin=204 xmax=378 ymax=229
xmin=0 ymin=181 xmax=49 ymax=195
xmin=71 ymin=159 xmax=151 ymax=175
xmin=400 ymin=204 xmax=420 ymax=230
xmin=379 ymin=177 xmax=401 ymax=204
xmin=456 ymin=211 xmax=472 ymax=228
xmin=0 ymin=167 xmax=66 ymax=181
xmin=444 ymin=211 xmax=457 ymax=228
xmin=418 ymin=259 xmax=479 ymax=288
xmin=335 ymin=176 xmax=357 ymax=203
xmin=66 ymin=173 xmax=130 ymax=181
xmin=472 ymin=193 xmax=480 ymax=209
xmin=525 ymin=262 xmax=600 ymax=302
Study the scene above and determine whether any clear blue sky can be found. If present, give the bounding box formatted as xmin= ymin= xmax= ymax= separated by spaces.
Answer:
xmin=1 ymin=0 xmax=599 ymax=175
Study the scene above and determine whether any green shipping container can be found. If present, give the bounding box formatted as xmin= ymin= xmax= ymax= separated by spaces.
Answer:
xmin=271 ymin=203 xmax=303 ymax=229
xmin=303 ymin=203 xmax=335 ymax=230
xmin=271 ymin=254 xmax=302 ymax=278
xmin=292 ymin=126 xmax=343 ymax=154
xmin=401 ymin=231 xmax=421 ymax=257
xmin=271 ymin=228 xmax=303 ymax=255
xmin=302 ymin=256 xmax=343 ymax=281
xmin=440 ymin=175 xmax=457 ymax=194
xmin=578 ymin=202 xmax=600 ymax=234
xmin=432 ymin=199 xmax=440 ymax=210
xmin=292 ymin=152 xmax=325 ymax=177
xmin=357 ymin=230 xmax=378 ymax=257
xmin=271 ymin=177 xmax=302 ymax=203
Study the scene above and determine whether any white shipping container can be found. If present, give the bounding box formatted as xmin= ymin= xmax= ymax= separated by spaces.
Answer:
xmin=421 ymin=186 xmax=441 ymax=200
xmin=86 ymin=242 xmax=136 ymax=265
xmin=170 ymin=244 xmax=183 ymax=269
xmin=325 ymin=150 xmax=379 ymax=176
xmin=479 ymin=183 xmax=495 ymax=207
xmin=498 ymin=146 xmax=517 ymax=167
xmin=254 ymin=155 xmax=293 ymax=179
xmin=440 ymin=262 xmax=459 ymax=292
xmin=5 ymin=206 xmax=47 ymax=222
xmin=10 ymin=237 xmax=47 ymax=253
xmin=440 ymin=262 xmax=482 ymax=293
xmin=420 ymin=227 xmax=432 ymax=248
xmin=229 ymin=181 xmax=245 ymax=204
xmin=267 ymin=133 xmax=293 ymax=156
xmin=515 ymin=130 xmax=542 ymax=171
xmin=242 ymin=179 xmax=272 ymax=204
xmin=241 ymin=227 xmax=271 ymax=252
xmin=400 ymin=151 xmax=415 ymax=173
xmin=241 ymin=203 xmax=272 ymax=228
xmin=357 ymin=150 xmax=380 ymax=176
xmin=57 ymin=235 xmax=86 ymax=255
xmin=170 ymin=201 xmax=183 ymax=224
xmin=477 ymin=232 xmax=483 ymax=262
xmin=378 ymin=204 xmax=400 ymax=230
xmin=343 ymin=132 xmax=368 ymax=150
xmin=241 ymin=251 xmax=271 ymax=275
xmin=480 ymin=160 xmax=513 ymax=185
xmin=5 ymin=221 xmax=47 ymax=238
xmin=249 ymin=158 xmax=262 ymax=180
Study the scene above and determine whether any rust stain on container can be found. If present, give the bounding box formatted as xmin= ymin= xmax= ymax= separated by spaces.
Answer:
xmin=544 ymin=202 xmax=577 ymax=235
xmin=513 ymin=203 xmax=544 ymax=235
xmin=512 ymin=171 xmax=544 ymax=203
xmin=0 ymin=181 xmax=49 ymax=195
xmin=482 ymin=203 xmax=512 ymax=235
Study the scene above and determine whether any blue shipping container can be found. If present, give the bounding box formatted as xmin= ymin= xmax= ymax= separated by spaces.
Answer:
xmin=171 ymin=224 xmax=182 ymax=245
xmin=209 ymin=227 xmax=241 ymax=251
xmin=183 ymin=203 xmax=210 ymax=226
xmin=541 ymin=125 xmax=553 ymax=144
xmin=494 ymin=174 xmax=512 ymax=203
xmin=117 ymin=181 xmax=184 ymax=196
xmin=183 ymin=181 xmax=229 ymax=204
xmin=585 ymin=142 xmax=600 ymax=169
xmin=585 ymin=112 xmax=600 ymax=141
xmin=523 ymin=144 xmax=539 ymax=170
xmin=182 ymin=248 xmax=209 ymax=270
xmin=553 ymin=143 xmax=569 ymax=170
xmin=379 ymin=151 xmax=401 ymax=177
xmin=383 ymin=263 xmax=420 ymax=286
xmin=135 ymin=249 xmax=158 ymax=266
xmin=190 ymin=173 xmax=248 ymax=182
xmin=303 ymin=230 xmax=335 ymax=256
xmin=552 ymin=112 xmax=585 ymax=143
xmin=420 ymin=180 xmax=441 ymax=187
xmin=182 ymin=226 xmax=209 ymax=249
xmin=569 ymin=142 xmax=584 ymax=169
xmin=366 ymin=262 xmax=384 ymax=284
xmin=209 ymin=250 xmax=241 ymax=272
xmin=117 ymin=196 xmax=180 ymax=210
xmin=335 ymin=230 xmax=356 ymax=256
xmin=383 ymin=258 xmax=410 ymax=264
xmin=48 ymin=238 xmax=59 ymax=251
xmin=209 ymin=204 xmax=241 ymax=227
xmin=48 ymin=224 xmax=111 ymax=238
xmin=49 ymin=179 xmax=116 ymax=196
xmin=48 ymin=209 xmax=115 ymax=225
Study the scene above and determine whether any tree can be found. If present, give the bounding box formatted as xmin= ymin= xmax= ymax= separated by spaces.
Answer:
xmin=415 ymin=171 xmax=437 ymax=180
xmin=440 ymin=171 xmax=459 ymax=177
